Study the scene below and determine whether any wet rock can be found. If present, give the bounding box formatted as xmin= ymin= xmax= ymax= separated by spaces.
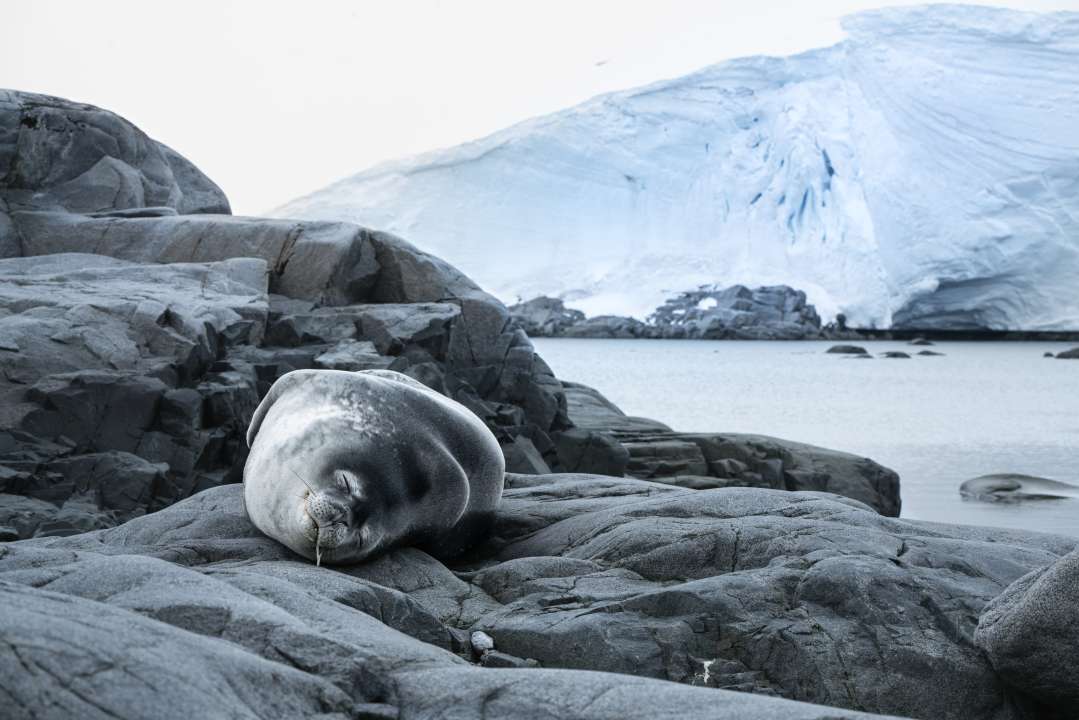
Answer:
xmin=909 ymin=337 xmax=934 ymax=346
xmin=1055 ymin=347 xmax=1079 ymax=359
xmin=827 ymin=344 xmax=868 ymax=354
xmin=917 ymin=350 xmax=945 ymax=356
xmin=881 ymin=351 xmax=911 ymax=358
xmin=976 ymin=549 xmax=1079 ymax=716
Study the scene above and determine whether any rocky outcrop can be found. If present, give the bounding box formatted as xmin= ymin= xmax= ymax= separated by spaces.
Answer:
xmin=0 ymin=89 xmax=229 ymax=216
xmin=506 ymin=295 xmax=585 ymax=337
xmin=975 ymin=549 xmax=1079 ymax=717
xmin=510 ymin=285 xmax=834 ymax=340
xmin=561 ymin=381 xmax=901 ymax=516
xmin=2 ymin=476 xmax=1074 ymax=720
xmin=648 ymin=284 xmax=822 ymax=339
xmin=1056 ymin=346 xmax=1079 ymax=359
xmin=0 ymin=89 xmax=570 ymax=538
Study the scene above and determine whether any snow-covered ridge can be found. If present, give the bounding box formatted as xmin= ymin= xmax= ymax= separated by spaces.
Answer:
xmin=273 ymin=4 xmax=1079 ymax=330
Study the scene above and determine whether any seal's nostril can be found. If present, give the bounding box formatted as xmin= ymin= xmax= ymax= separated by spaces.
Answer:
xmin=306 ymin=491 xmax=349 ymax=527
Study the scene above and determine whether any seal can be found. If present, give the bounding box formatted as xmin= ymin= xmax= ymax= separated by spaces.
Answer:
xmin=243 ymin=368 xmax=505 ymax=565
xmin=959 ymin=473 xmax=1079 ymax=503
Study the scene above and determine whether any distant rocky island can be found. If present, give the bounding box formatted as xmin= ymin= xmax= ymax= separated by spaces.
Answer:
xmin=510 ymin=285 xmax=855 ymax=340
xmin=2 ymin=89 xmax=1078 ymax=720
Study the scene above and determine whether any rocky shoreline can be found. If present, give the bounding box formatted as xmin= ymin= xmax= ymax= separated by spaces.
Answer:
xmin=509 ymin=295 xmax=1079 ymax=343
xmin=2 ymin=89 xmax=1078 ymax=720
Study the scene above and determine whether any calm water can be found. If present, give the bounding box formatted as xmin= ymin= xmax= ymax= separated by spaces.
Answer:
xmin=534 ymin=338 xmax=1079 ymax=538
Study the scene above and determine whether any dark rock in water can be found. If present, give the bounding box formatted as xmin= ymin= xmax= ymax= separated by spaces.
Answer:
xmin=508 ymin=296 xmax=585 ymax=337
xmin=909 ymin=337 xmax=934 ymax=345
xmin=1044 ymin=352 xmax=1054 ymax=358
xmin=563 ymin=314 xmax=650 ymax=338
xmin=1 ymin=480 xmax=1073 ymax=720
xmin=881 ymin=351 xmax=911 ymax=358
xmin=960 ymin=474 xmax=1079 ymax=503
xmin=1056 ymin=347 xmax=1079 ymax=359
xmin=827 ymin=344 xmax=868 ymax=354
xmin=976 ymin=549 xmax=1079 ymax=716
xmin=917 ymin=350 xmax=945 ymax=356
xmin=0 ymin=90 xmax=230 ymax=215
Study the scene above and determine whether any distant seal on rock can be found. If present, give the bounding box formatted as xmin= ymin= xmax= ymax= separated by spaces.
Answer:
xmin=959 ymin=473 xmax=1079 ymax=503
xmin=243 ymin=369 xmax=504 ymax=565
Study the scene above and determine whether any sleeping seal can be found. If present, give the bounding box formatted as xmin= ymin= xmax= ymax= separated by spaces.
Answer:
xmin=243 ymin=369 xmax=504 ymax=565
xmin=959 ymin=473 xmax=1079 ymax=503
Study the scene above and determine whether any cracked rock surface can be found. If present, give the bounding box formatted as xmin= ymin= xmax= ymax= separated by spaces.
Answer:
xmin=3 ymin=475 xmax=1074 ymax=720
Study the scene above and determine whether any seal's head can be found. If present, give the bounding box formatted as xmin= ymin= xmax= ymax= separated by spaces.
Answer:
xmin=243 ymin=369 xmax=503 ymax=565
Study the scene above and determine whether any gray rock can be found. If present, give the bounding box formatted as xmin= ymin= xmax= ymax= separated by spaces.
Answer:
xmin=827 ymin=344 xmax=869 ymax=354
xmin=1055 ymin=346 xmax=1079 ymax=359
xmin=881 ymin=351 xmax=911 ymax=358
xmin=554 ymin=427 xmax=630 ymax=476
xmin=917 ymin=350 xmax=945 ymax=356
xmin=0 ymin=90 xmax=229 ymax=216
xmin=511 ymin=286 xmax=826 ymax=341
xmin=560 ymin=382 xmax=901 ymax=516
xmin=508 ymin=296 xmax=585 ymax=337
xmin=975 ymin=549 xmax=1079 ymax=715
xmin=156 ymin=142 xmax=231 ymax=215
xmin=650 ymin=284 xmax=822 ymax=340
xmin=2 ymin=480 xmax=1071 ymax=720
xmin=561 ymin=380 xmax=671 ymax=433
xmin=562 ymin=314 xmax=650 ymax=338
xmin=501 ymin=435 xmax=553 ymax=475
xmin=470 ymin=630 xmax=495 ymax=654
xmin=0 ymin=253 xmax=268 ymax=386
xmin=314 ymin=339 xmax=395 ymax=372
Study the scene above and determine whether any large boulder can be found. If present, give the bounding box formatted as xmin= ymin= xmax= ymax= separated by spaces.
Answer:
xmin=2 ymin=477 xmax=1073 ymax=720
xmin=974 ymin=549 xmax=1079 ymax=716
xmin=0 ymin=89 xmax=229 ymax=217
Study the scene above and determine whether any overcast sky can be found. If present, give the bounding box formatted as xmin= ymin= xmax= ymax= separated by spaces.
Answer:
xmin=5 ymin=1 xmax=1077 ymax=214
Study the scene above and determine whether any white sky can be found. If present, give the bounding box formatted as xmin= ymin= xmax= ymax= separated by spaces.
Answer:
xmin=5 ymin=1 xmax=1077 ymax=214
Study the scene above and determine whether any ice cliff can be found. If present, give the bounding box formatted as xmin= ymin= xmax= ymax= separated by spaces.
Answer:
xmin=273 ymin=5 xmax=1079 ymax=330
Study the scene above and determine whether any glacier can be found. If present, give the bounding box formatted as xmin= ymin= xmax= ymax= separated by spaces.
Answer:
xmin=273 ymin=5 xmax=1079 ymax=330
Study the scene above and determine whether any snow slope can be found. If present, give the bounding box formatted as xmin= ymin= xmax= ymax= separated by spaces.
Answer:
xmin=273 ymin=5 xmax=1079 ymax=330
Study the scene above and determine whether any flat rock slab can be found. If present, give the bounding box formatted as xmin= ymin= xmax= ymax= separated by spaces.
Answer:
xmin=0 ymin=252 xmax=268 ymax=387
xmin=3 ymin=475 xmax=1074 ymax=720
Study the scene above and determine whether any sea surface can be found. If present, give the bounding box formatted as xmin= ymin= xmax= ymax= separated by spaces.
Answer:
xmin=533 ymin=338 xmax=1079 ymax=538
